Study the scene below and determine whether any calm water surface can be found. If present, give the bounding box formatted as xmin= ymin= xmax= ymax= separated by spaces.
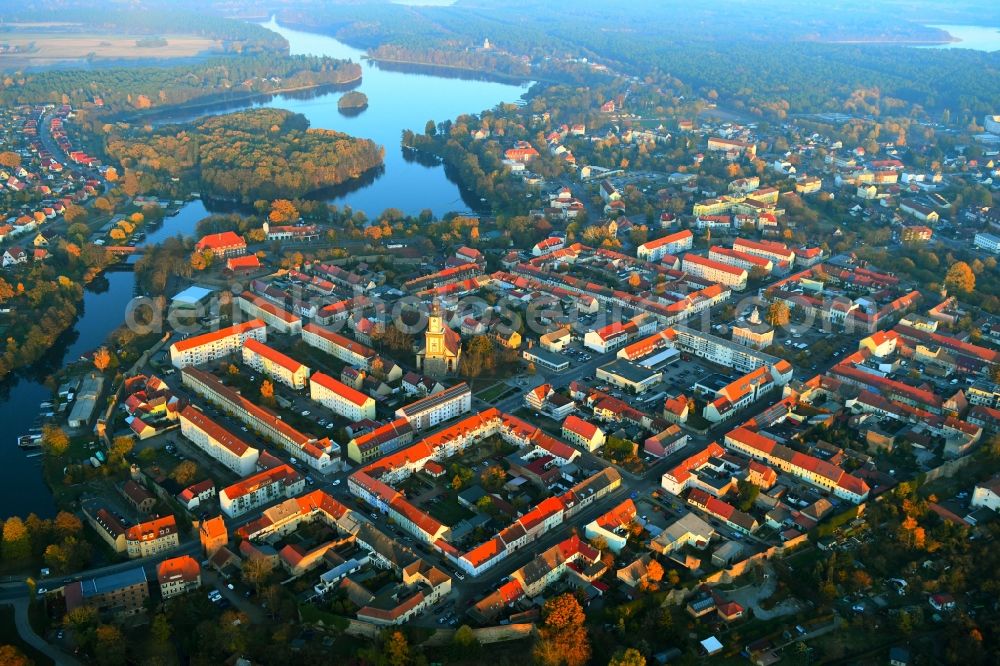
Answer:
xmin=0 ymin=23 xmax=529 ymax=517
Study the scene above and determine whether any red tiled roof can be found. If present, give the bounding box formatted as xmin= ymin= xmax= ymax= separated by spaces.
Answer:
xmin=563 ymin=414 xmax=599 ymax=440
xmin=170 ymin=319 xmax=265 ymax=353
xmin=243 ymin=338 xmax=305 ymax=374
xmin=157 ymin=555 xmax=200 ymax=585
xmin=311 ymin=372 xmax=373 ymax=407
xmin=180 ymin=405 xmax=254 ymax=456
xmin=195 ymin=231 xmax=245 ymax=251
xmin=684 ymin=253 xmax=748 ymax=277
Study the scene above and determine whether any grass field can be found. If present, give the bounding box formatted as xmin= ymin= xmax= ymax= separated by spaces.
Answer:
xmin=0 ymin=31 xmax=220 ymax=63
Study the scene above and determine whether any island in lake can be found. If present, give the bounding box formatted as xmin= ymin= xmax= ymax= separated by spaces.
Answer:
xmin=338 ymin=90 xmax=369 ymax=115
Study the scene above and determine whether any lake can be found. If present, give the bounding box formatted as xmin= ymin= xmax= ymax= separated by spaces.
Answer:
xmin=920 ymin=25 xmax=1000 ymax=51
xmin=0 ymin=201 xmax=210 ymax=519
xmin=0 ymin=22 xmax=530 ymax=518
xmin=156 ymin=19 xmax=532 ymax=218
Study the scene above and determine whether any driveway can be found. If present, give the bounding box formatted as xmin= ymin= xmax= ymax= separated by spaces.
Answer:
xmin=724 ymin=564 xmax=803 ymax=620
xmin=2 ymin=596 xmax=83 ymax=666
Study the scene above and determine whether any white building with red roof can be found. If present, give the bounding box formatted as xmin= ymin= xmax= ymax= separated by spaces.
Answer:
xmin=310 ymin=372 xmax=376 ymax=421
xmin=194 ymin=231 xmax=246 ymax=258
xmin=636 ymin=229 xmax=693 ymax=262
xmin=724 ymin=427 xmax=869 ymax=503
xmin=179 ymin=405 xmax=260 ymax=476
xmin=219 ymin=464 xmax=305 ymax=518
xmin=169 ymin=319 xmax=267 ymax=368
xmin=561 ymin=414 xmax=605 ymax=452
xmin=237 ymin=292 xmax=302 ymax=335
xmin=157 ymin=555 xmax=201 ymax=599
xmin=682 ymin=254 xmax=748 ymax=290
xmin=242 ymin=338 xmax=310 ymax=389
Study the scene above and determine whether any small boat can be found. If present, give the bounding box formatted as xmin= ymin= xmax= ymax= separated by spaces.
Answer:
xmin=39 ymin=401 xmax=53 ymax=409
xmin=18 ymin=434 xmax=42 ymax=449
xmin=25 ymin=452 xmax=44 ymax=459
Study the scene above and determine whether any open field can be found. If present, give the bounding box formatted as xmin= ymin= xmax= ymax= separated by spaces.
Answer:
xmin=0 ymin=31 xmax=220 ymax=64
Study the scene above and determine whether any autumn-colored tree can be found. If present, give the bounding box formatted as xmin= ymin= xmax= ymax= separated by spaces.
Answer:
xmin=190 ymin=250 xmax=213 ymax=271
xmin=242 ymin=555 xmax=275 ymax=594
xmin=93 ymin=346 xmax=112 ymax=372
xmin=766 ymin=301 xmax=790 ymax=327
xmin=944 ymin=261 xmax=975 ymax=294
xmin=382 ymin=630 xmax=411 ymax=666
xmin=451 ymin=624 xmax=480 ymax=656
xmin=107 ymin=435 xmax=134 ymax=468
xmin=268 ymin=199 xmax=299 ymax=224
xmin=260 ymin=379 xmax=275 ymax=403
xmin=646 ymin=558 xmax=664 ymax=583
xmin=54 ymin=510 xmax=83 ymax=538
xmin=2 ymin=516 xmax=30 ymax=562
xmin=0 ymin=645 xmax=31 ymax=666
xmin=610 ymin=648 xmax=646 ymax=666
xmin=41 ymin=424 xmax=70 ymax=457
xmin=534 ymin=593 xmax=590 ymax=666
xmin=0 ymin=151 xmax=21 ymax=168
xmin=628 ymin=272 xmax=642 ymax=289
xmin=64 ymin=204 xmax=88 ymax=225
xmin=95 ymin=624 xmax=126 ymax=665
xmin=171 ymin=460 xmax=198 ymax=486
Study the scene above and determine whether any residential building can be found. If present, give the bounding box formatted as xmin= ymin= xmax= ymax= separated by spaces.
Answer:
xmin=562 ymin=415 xmax=606 ymax=451
xmin=242 ymin=339 xmax=309 ymax=389
xmin=310 ymin=372 xmax=376 ymax=420
xmin=637 ymin=230 xmax=694 ymax=262
xmin=64 ymin=567 xmax=149 ymax=618
xmin=682 ymin=254 xmax=748 ymax=290
xmin=182 ymin=367 xmax=340 ymax=473
xmin=179 ymin=406 xmax=260 ymax=476
xmin=199 ymin=515 xmax=228 ymax=556
xmin=169 ymin=319 xmax=267 ymax=368
xmin=157 ymin=555 xmax=201 ymax=599
xmin=732 ymin=238 xmax=795 ymax=266
xmin=237 ymin=292 xmax=302 ymax=335
xmin=971 ymin=476 xmax=1000 ymax=512
xmin=974 ymin=232 xmax=1000 ymax=253
xmin=395 ymin=383 xmax=472 ymax=430
xmin=219 ymin=464 xmax=305 ymax=518
xmin=347 ymin=417 xmax=415 ymax=464
xmin=724 ymin=427 xmax=869 ymax=503
xmin=125 ymin=515 xmax=180 ymax=559
xmin=900 ymin=201 xmax=939 ymax=223
xmin=302 ymin=323 xmax=377 ymax=369
xmin=194 ymin=231 xmax=246 ymax=258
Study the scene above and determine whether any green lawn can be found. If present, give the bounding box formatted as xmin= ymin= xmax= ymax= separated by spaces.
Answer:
xmin=427 ymin=495 xmax=475 ymax=524
xmin=475 ymin=382 xmax=514 ymax=403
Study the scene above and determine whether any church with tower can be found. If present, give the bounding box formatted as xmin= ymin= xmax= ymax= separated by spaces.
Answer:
xmin=416 ymin=303 xmax=462 ymax=376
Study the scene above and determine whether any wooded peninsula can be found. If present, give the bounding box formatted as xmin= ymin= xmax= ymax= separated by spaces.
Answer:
xmin=105 ymin=108 xmax=384 ymax=202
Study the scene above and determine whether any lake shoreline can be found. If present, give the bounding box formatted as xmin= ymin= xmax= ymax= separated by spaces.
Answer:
xmin=122 ymin=76 xmax=363 ymax=123
xmin=363 ymin=55 xmax=530 ymax=84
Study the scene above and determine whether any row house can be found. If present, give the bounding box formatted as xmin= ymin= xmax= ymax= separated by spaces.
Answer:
xmin=169 ymin=319 xmax=267 ymax=368
xmin=242 ymin=339 xmax=310 ymax=390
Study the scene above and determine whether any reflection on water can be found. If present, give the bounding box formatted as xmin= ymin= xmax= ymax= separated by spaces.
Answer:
xmin=919 ymin=24 xmax=1000 ymax=51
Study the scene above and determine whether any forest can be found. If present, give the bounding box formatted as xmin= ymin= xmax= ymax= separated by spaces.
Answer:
xmin=104 ymin=108 xmax=384 ymax=203
xmin=0 ymin=54 xmax=361 ymax=113
xmin=227 ymin=0 xmax=1000 ymax=124
xmin=0 ymin=242 xmax=112 ymax=381
xmin=367 ymin=43 xmax=531 ymax=79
